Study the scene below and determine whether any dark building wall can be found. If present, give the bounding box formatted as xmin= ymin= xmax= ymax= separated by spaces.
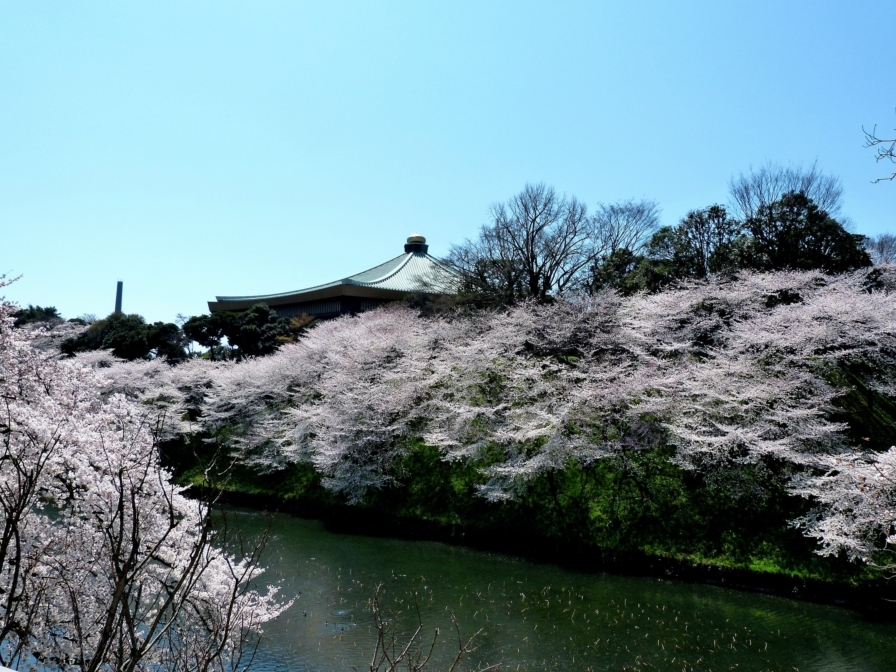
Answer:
xmin=269 ymin=297 xmax=392 ymax=320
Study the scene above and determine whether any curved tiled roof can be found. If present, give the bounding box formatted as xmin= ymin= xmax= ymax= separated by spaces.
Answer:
xmin=214 ymin=243 xmax=458 ymax=304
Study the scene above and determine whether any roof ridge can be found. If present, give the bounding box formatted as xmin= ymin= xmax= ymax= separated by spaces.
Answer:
xmin=421 ymin=253 xmax=456 ymax=277
xmin=348 ymin=252 xmax=415 ymax=286
xmin=214 ymin=250 xmax=458 ymax=304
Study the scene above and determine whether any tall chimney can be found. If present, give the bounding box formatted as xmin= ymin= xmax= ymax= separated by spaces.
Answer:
xmin=115 ymin=281 xmax=123 ymax=313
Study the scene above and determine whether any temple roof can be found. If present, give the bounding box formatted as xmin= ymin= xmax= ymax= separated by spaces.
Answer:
xmin=209 ymin=235 xmax=458 ymax=312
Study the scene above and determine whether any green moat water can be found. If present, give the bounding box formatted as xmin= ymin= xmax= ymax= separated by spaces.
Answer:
xmin=235 ymin=509 xmax=896 ymax=671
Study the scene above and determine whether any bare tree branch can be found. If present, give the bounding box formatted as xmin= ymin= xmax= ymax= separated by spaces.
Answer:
xmin=446 ymin=184 xmax=604 ymax=306
xmin=368 ymin=584 xmax=497 ymax=672
xmin=591 ymin=199 xmax=661 ymax=257
xmin=864 ymin=115 xmax=896 ymax=183
xmin=728 ymin=161 xmax=843 ymax=220
xmin=866 ymin=233 xmax=896 ymax=265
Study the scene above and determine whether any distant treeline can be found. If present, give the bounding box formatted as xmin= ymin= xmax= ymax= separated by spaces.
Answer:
xmin=14 ymin=163 xmax=895 ymax=364
xmin=13 ymin=303 xmax=316 ymax=362
xmin=443 ymin=164 xmax=894 ymax=308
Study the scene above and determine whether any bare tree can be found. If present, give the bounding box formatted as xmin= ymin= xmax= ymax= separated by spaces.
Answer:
xmin=368 ymin=585 xmax=498 ymax=672
xmin=864 ymin=113 xmax=896 ymax=183
xmin=591 ymin=199 xmax=661 ymax=257
xmin=866 ymin=233 xmax=896 ymax=265
xmin=444 ymin=228 xmax=528 ymax=308
xmin=446 ymin=184 xmax=593 ymax=305
xmin=728 ymin=161 xmax=843 ymax=220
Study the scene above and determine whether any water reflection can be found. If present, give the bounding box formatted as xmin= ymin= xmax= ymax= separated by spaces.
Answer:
xmin=231 ymin=509 xmax=896 ymax=671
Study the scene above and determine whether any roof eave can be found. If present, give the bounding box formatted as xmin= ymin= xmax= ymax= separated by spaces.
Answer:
xmin=208 ymin=283 xmax=445 ymax=313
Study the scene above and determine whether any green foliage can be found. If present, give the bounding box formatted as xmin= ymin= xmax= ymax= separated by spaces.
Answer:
xmin=59 ymin=303 xmax=293 ymax=362
xmin=182 ymin=304 xmax=290 ymax=361
xmin=369 ymin=445 xmax=864 ymax=581
xmin=12 ymin=304 xmax=61 ymax=326
xmin=744 ymin=191 xmax=871 ymax=273
xmin=589 ymin=248 xmax=643 ymax=294
xmin=61 ymin=312 xmax=186 ymax=360
xmin=595 ymin=205 xmax=745 ymax=293
xmin=598 ymin=195 xmax=871 ymax=292
xmin=827 ymin=362 xmax=896 ymax=453
xmin=164 ymin=433 xmax=869 ymax=584
xmin=649 ymin=205 xmax=746 ymax=279
xmin=182 ymin=312 xmax=230 ymax=359
xmin=147 ymin=321 xmax=187 ymax=360
xmin=230 ymin=304 xmax=291 ymax=357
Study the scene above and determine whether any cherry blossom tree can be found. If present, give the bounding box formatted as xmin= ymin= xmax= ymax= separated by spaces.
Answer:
xmin=0 ymin=281 xmax=287 ymax=671
xmin=793 ymin=448 xmax=896 ymax=565
xmin=84 ymin=269 xmax=896 ymax=569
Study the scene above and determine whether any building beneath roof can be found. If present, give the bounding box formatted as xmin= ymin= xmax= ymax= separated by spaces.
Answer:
xmin=208 ymin=234 xmax=458 ymax=319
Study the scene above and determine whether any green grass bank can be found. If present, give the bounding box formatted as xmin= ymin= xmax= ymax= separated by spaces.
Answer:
xmin=166 ymin=427 xmax=896 ymax=613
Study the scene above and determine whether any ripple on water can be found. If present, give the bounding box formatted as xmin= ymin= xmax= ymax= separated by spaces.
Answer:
xmin=228 ymin=509 xmax=896 ymax=672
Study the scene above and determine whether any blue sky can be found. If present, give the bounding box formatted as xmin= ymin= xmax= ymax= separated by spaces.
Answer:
xmin=2 ymin=1 xmax=894 ymax=323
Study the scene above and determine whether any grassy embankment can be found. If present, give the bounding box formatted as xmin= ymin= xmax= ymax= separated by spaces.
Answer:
xmin=163 ymin=366 xmax=896 ymax=603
